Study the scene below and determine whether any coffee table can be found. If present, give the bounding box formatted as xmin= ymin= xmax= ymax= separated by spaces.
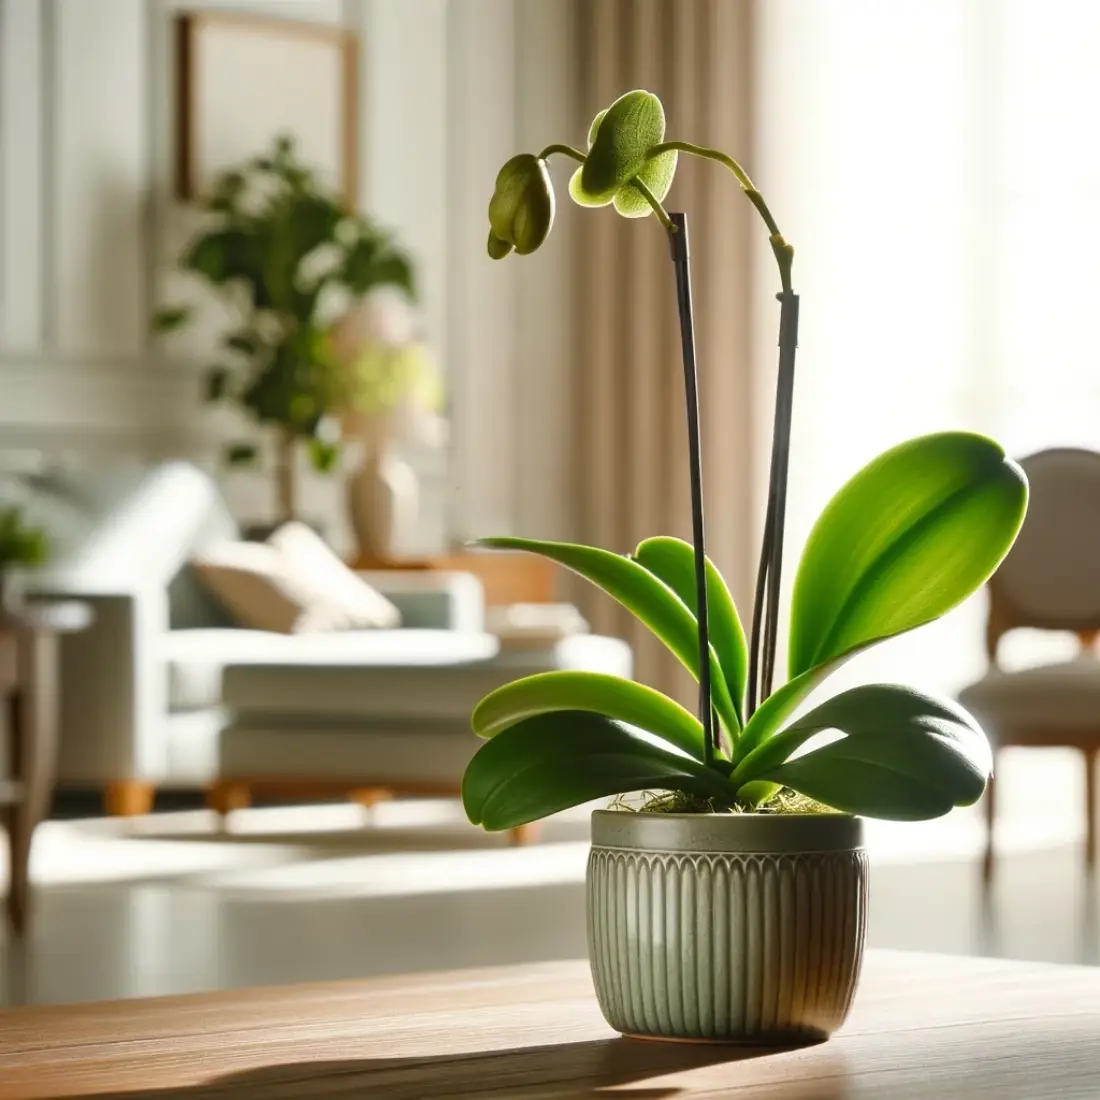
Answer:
xmin=0 ymin=950 xmax=1097 ymax=1098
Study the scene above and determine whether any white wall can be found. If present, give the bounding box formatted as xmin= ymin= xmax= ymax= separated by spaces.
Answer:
xmin=0 ymin=0 xmax=573 ymax=552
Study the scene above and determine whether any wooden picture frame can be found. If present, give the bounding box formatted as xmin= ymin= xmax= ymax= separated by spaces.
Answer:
xmin=175 ymin=11 xmax=359 ymax=207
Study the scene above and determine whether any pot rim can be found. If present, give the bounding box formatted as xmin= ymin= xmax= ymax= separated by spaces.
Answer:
xmin=591 ymin=809 xmax=857 ymax=821
xmin=590 ymin=807 xmax=863 ymax=854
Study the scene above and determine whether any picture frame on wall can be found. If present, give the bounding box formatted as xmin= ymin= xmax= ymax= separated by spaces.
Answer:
xmin=175 ymin=11 xmax=359 ymax=206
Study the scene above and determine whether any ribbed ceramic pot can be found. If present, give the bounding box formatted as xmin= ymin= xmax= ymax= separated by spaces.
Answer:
xmin=587 ymin=810 xmax=868 ymax=1044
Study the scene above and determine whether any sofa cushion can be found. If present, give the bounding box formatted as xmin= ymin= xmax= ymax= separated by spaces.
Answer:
xmin=219 ymin=722 xmax=483 ymax=786
xmin=221 ymin=633 xmax=632 ymax=720
xmin=191 ymin=523 xmax=400 ymax=634
xmin=164 ymin=627 xmax=500 ymax=711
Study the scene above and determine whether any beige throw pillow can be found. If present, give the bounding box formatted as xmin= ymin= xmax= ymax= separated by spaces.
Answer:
xmin=191 ymin=523 xmax=401 ymax=634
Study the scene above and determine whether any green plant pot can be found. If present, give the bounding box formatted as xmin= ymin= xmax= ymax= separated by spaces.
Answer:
xmin=587 ymin=809 xmax=867 ymax=1045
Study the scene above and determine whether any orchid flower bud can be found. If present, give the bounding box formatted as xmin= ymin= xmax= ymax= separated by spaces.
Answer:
xmin=568 ymin=90 xmax=678 ymax=218
xmin=487 ymin=154 xmax=555 ymax=258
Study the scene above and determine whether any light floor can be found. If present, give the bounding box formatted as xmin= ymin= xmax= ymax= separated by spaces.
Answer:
xmin=0 ymin=748 xmax=1096 ymax=1007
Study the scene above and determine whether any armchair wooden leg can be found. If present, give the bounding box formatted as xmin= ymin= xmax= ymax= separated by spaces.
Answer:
xmin=103 ymin=780 xmax=155 ymax=817
xmin=508 ymin=823 xmax=539 ymax=847
xmin=982 ymin=766 xmax=997 ymax=887
xmin=206 ymin=782 xmax=252 ymax=818
xmin=1086 ymin=749 xmax=1097 ymax=874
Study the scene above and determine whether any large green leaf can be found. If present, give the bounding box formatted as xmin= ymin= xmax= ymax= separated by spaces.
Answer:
xmin=284 ymin=194 xmax=343 ymax=265
xmin=740 ymin=684 xmax=991 ymax=820
xmin=633 ymin=537 xmax=747 ymax=728
xmin=343 ymin=237 xmax=416 ymax=298
xmin=151 ymin=305 xmax=191 ymax=333
xmin=471 ymin=671 xmax=705 ymax=760
xmin=479 ymin=537 xmax=740 ymax=740
xmin=788 ymin=432 xmax=1028 ymax=679
xmin=737 ymin=654 xmax=855 ymax=758
xmin=184 ymin=229 xmax=256 ymax=285
xmin=462 ymin=711 xmax=735 ymax=831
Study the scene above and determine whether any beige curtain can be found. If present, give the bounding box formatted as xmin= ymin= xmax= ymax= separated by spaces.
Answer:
xmin=569 ymin=0 xmax=758 ymax=706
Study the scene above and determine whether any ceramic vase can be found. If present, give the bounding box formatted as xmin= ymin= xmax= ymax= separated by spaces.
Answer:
xmin=347 ymin=441 xmax=419 ymax=559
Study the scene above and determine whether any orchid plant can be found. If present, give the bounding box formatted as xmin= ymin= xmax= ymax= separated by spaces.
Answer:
xmin=463 ymin=91 xmax=1028 ymax=831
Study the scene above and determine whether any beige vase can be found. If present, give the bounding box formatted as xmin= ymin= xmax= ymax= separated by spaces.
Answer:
xmin=348 ymin=441 xmax=419 ymax=560
xmin=587 ymin=810 xmax=868 ymax=1044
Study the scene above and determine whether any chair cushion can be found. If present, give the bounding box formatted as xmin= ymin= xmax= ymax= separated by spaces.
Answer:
xmin=959 ymin=656 xmax=1100 ymax=737
xmin=221 ymin=633 xmax=632 ymax=721
xmin=163 ymin=628 xmax=499 ymax=711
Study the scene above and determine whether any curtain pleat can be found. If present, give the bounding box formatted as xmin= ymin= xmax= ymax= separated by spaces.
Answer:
xmin=572 ymin=0 xmax=757 ymax=709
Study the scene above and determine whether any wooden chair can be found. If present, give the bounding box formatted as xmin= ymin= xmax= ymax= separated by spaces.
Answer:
xmin=959 ymin=448 xmax=1100 ymax=884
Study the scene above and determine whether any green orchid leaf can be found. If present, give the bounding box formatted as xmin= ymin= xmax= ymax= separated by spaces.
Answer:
xmin=633 ymin=537 xmax=746 ymax=728
xmin=478 ymin=537 xmax=740 ymax=740
xmin=743 ymin=684 xmax=991 ymax=820
xmin=472 ymin=670 xmax=706 ymax=760
xmin=575 ymin=90 xmax=667 ymax=206
xmin=789 ymin=432 xmax=1028 ymax=680
xmin=738 ymin=627 xmax=942 ymax=761
xmin=488 ymin=154 xmax=555 ymax=256
xmin=738 ymin=661 xmax=838 ymax=758
xmin=462 ymin=711 xmax=735 ymax=830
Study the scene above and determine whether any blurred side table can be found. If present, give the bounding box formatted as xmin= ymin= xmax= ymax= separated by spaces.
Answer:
xmin=0 ymin=600 xmax=93 ymax=935
xmin=352 ymin=550 xmax=557 ymax=607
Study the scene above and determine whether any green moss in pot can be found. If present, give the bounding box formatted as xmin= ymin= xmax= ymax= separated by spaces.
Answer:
xmin=462 ymin=90 xmax=1028 ymax=1044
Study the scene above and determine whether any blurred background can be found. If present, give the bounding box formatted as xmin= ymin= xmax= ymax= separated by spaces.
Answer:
xmin=0 ymin=0 xmax=1097 ymax=1006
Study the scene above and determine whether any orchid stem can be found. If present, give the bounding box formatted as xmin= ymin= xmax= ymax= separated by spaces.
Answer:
xmin=667 ymin=212 xmax=715 ymax=767
xmin=537 ymin=143 xmax=587 ymax=165
xmin=632 ymin=177 xmax=675 ymax=232
xmin=646 ymin=141 xmax=792 ymax=292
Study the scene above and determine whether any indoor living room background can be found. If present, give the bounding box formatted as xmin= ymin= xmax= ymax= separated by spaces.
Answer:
xmin=0 ymin=0 xmax=1098 ymax=1009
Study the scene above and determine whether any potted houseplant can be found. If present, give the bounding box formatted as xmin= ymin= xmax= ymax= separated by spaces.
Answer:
xmin=0 ymin=505 xmax=49 ymax=613
xmin=463 ymin=91 xmax=1029 ymax=1044
xmin=153 ymin=135 xmax=416 ymax=532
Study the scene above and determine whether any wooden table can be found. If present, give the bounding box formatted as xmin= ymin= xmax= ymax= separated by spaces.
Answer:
xmin=0 ymin=601 xmax=93 ymax=934
xmin=1 ymin=950 xmax=1097 ymax=1098
xmin=352 ymin=549 xmax=558 ymax=606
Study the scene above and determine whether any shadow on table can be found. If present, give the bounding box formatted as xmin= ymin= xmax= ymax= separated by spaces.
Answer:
xmin=130 ymin=1036 xmax=847 ymax=1099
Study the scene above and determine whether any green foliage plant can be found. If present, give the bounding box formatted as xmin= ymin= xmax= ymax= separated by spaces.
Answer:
xmin=0 ymin=506 xmax=49 ymax=569
xmin=464 ymin=90 xmax=1028 ymax=832
xmin=152 ymin=135 xmax=416 ymax=521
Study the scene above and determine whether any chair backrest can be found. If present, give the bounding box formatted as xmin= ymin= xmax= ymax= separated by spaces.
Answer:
xmin=987 ymin=447 xmax=1100 ymax=660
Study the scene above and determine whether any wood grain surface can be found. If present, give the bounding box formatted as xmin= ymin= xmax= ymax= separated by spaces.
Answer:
xmin=351 ymin=551 xmax=558 ymax=606
xmin=0 ymin=950 xmax=1097 ymax=1098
